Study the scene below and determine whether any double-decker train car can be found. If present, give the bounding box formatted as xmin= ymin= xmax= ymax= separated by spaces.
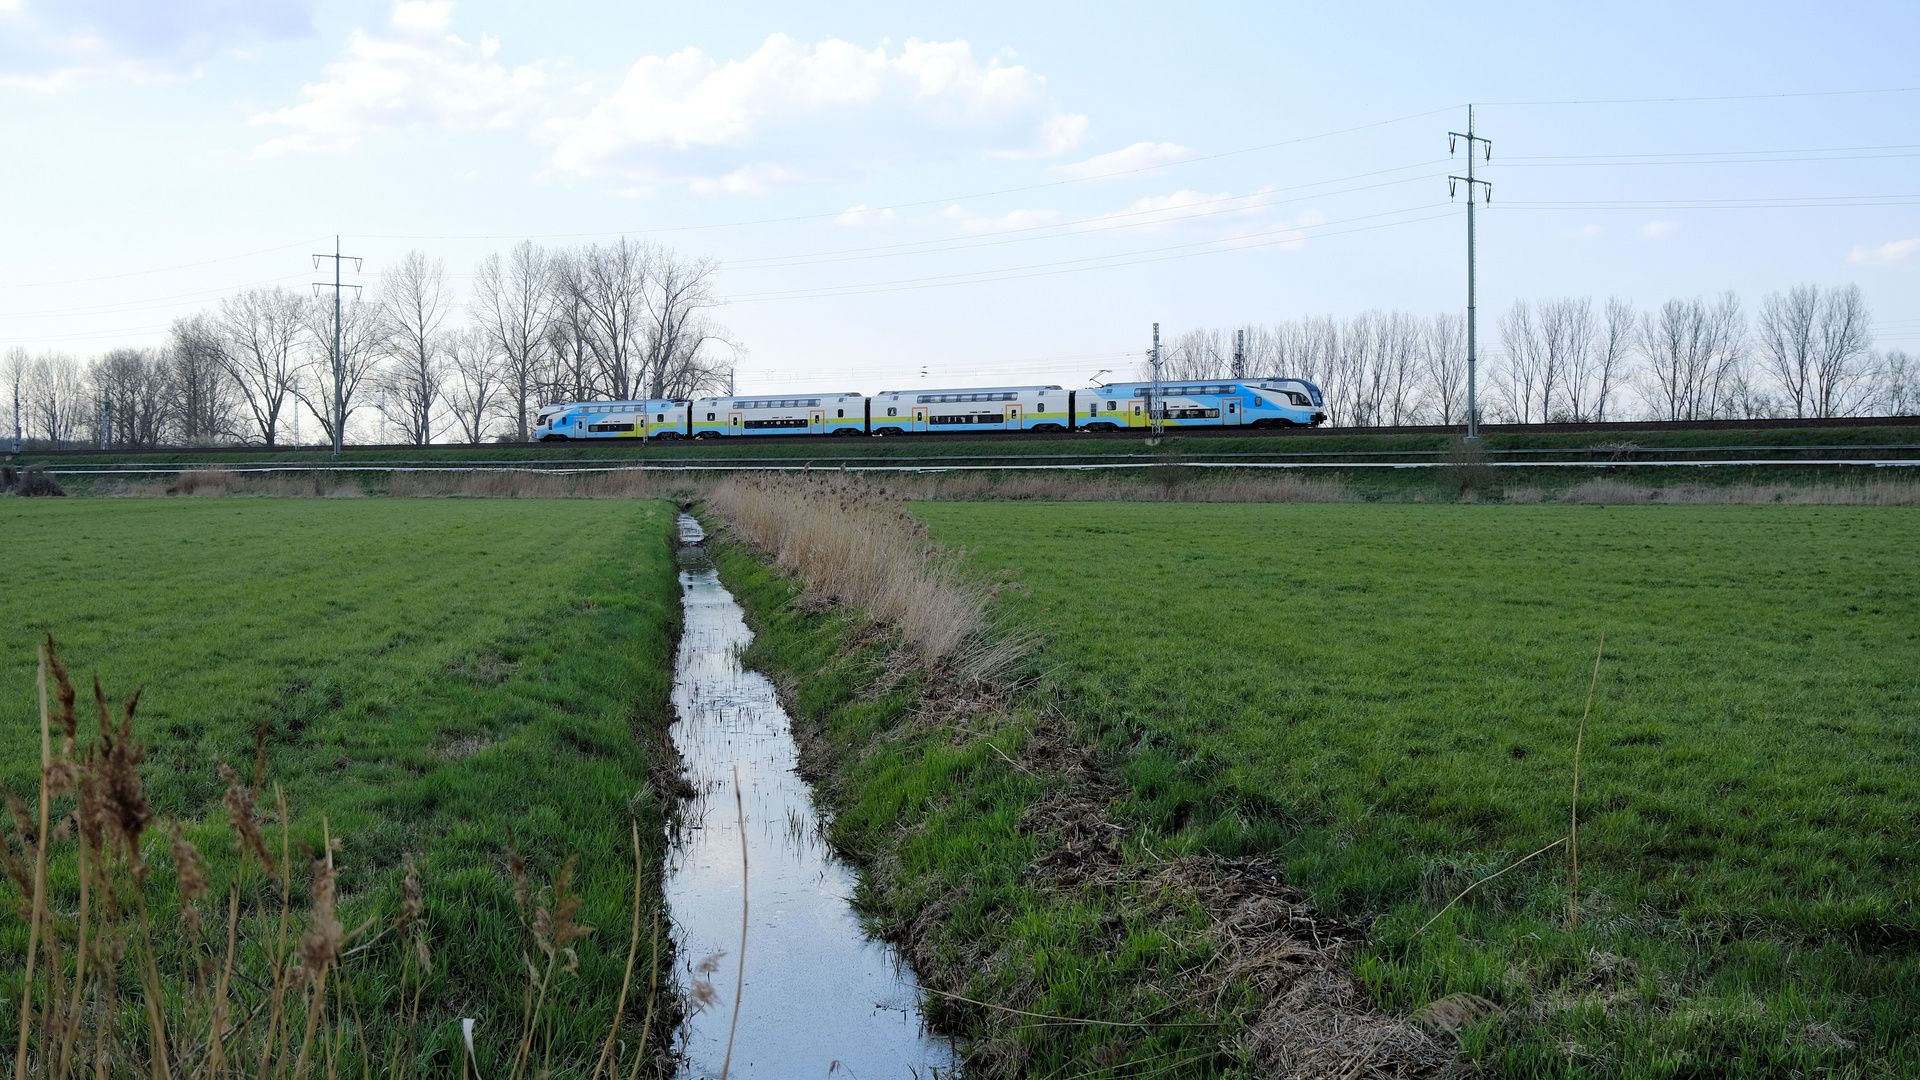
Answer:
xmin=535 ymin=399 xmax=689 ymax=440
xmin=867 ymin=384 xmax=1069 ymax=435
xmin=1078 ymin=378 xmax=1327 ymax=430
xmin=532 ymin=374 xmax=1325 ymax=441
xmin=688 ymin=392 xmax=868 ymax=438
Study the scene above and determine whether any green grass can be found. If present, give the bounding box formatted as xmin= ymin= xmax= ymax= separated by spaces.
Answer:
xmin=917 ymin=502 xmax=1920 ymax=1076
xmin=0 ymin=498 xmax=683 ymax=1074
xmin=719 ymin=500 xmax=1919 ymax=1077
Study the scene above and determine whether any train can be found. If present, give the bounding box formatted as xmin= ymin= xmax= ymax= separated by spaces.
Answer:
xmin=534 ymin=377 xmax=1326 ymax=440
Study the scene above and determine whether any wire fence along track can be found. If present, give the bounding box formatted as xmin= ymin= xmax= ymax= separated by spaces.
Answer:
xmin=45 ymin=459 xmax=1920 ymax=478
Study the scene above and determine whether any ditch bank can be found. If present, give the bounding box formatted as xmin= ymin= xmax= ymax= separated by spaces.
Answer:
xmin=702 ymin=525 xmax=1456 ymax=1079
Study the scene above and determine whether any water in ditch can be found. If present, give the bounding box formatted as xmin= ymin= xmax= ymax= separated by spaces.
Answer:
xmin=666 ymin=514 xmax=958 ymax=1079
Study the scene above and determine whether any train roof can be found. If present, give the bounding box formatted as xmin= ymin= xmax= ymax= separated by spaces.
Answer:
xmin=1093 ymin=377 xmax=1320 ymax=391
xmin=690 ymin=391 xmax=865 ymax=403
xmin=874 ymin=384 xmax=1062 ymax=396
xmin=540 ymin=398 xmax=686 ymax=409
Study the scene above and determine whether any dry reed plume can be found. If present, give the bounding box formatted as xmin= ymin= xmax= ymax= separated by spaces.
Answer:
xmin=3 ymin=638 xmax=668 ymax=1080
xmin=706 ymin=473 xmax=1011 ymax=669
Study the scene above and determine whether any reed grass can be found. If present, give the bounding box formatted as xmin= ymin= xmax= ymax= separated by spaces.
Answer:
xmin=2 ymin=639 xmax=667 ymax=1079
xmin=705 ymin=473 xmax=999 ymax=666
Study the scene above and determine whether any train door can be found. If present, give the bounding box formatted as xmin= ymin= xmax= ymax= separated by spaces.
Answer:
xmin=1127 ymin=399 xmax=1144 ymax=427
xmin=911 ymin=406 xmax=928 ymax=432
xmin=728 ymin=411 xmax=744 ymax=435
xmin=809 ymin=408 xmax=825 ymax=434
xmin=1005 ymin=403 xmax=1022 ymax=430
xmin=1225 ymin=398 xmax=1242 ymax=426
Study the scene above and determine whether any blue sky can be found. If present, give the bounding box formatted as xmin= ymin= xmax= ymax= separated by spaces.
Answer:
xmin=2 ymin=0 xmax=1915 ymax=393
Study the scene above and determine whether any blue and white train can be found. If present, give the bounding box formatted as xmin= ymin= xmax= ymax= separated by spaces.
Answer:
xmin=533 ymin=378 xmax=1325 ymax=440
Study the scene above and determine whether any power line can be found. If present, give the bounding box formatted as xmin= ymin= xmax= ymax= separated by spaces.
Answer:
xmin=719 ymin=165 xmax=1447 ymax=273
xmin=723 ymin=206 xmax=1457 ymax=302
xmin=0 ymin=238 xmax=329 ymax=291
xmin=1477 ymin=86 xmax=1920 ymax=107
xmin=346 ymin=107 xmax=1462 ymax=242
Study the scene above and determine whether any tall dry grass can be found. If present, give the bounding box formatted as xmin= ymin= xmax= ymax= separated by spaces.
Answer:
xmin=3 ymin=638 xmax=666 ymax=1080
xmin=705 ymin=473 xmax=1017 ymax=673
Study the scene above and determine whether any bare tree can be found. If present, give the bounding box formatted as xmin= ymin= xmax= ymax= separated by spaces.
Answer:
xmin=1540 ymin=298 xmax=1597 ymax=421
xmin=377 ymin=250 xmax=452 ymax=445
xmin=3 ymin=347 xmax=26 ymax=450
xmin=472 ymin=240 xmax=555 ymax=438
xmin=1758 ymin=284 xmax=1818 ymax=417
xmin=642 ymin=248 xmax=735 ymax=399
xmin=1877 ymin=350 xmax=1916 ymax=416
xmin=22 ymin=352 xmax=91 ymax=445
xmin=556 ymin=239 xmax=651 ymax=400
xmin=543 ymin=277 xmax=598 ymax=404
xmin=296 ymin=292 xmax=385 ymax=447
xmin=1421 ymin=313 xmax=1467 ymax=423
xmin=90 ymin=348 xmax=169 ymax=448
xmin=1636 ymin=292 xmax=1746 ymax=421
xmin=216 ymin=286 xmax=306 ymax=444
xmin=444 ymin=327 xmax=504 ymax=443
xmin=1809 ymin=283 xmax=1874 ymax=417
xmin=165 ymin=314 xmax=239 ymax=444
xmin=1161 ymin=328 xmax=1229 ymax=380
xmin=1592 ymin=298 xmax=1634 ymax=422
xmin=1497 ymin=301 xmax=1550 ymax=423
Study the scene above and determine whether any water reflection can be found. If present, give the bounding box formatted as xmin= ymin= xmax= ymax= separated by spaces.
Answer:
xmin=666 ymin=514 xmax=957 ymax=1079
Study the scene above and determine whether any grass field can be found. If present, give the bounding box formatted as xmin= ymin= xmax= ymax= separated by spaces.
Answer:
xmin=0 ymin=498 xmax=683 ymax=1073
xmin=915 ymin=502 xmax=1919 ymax=1074
xmin=717 ymin=497 xmax=1918 ymax=1076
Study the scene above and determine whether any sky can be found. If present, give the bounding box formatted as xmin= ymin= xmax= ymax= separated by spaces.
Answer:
xmin=2 ymin=0 xmax=1916 ymax=395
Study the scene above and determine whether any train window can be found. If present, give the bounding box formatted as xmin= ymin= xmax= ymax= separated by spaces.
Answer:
xmin=886 ymin=407 xmax=898 ymax=417
xmin=1284 ymin=392 xmax=1311 ymax=407
xmin=1252 ymin=396 xmax=1265 ymax=407
xmin=656 ymin=414 xmax=664 ymax=422
xmin=1105 ymin=401 xmax=1116 ymax=412
xmin=837 ymin=409 xmax=844 ymax=417
xmin=706 ymin=412 xmax=715 ymax=421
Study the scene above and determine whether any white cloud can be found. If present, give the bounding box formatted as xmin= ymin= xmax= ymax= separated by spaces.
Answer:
xmin=543 ymin=33 xmax=1088 ymax=189
xmin=836 ymin=204 xmax=898 ymax=226
xmin=0 ymin=0 xmax=315 ymax=89
xmin=1567 ymin=224 xmax=1603 ymax=239
xmin=1048 ymin=141 xmax=1193 ymax=180
xmin=1640 ymin=220 xmax=1681 ymax=238
xmin=1848 ymin=237 xmax=1920 ymax=267
xmin=250 ymin=1 xmax=547 ymax=154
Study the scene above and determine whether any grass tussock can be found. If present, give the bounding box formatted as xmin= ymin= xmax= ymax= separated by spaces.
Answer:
xmin=705 ymin=473 xmax=1013 ymax=672
xmin=4 ymin=639 xmax=667 ymax=1079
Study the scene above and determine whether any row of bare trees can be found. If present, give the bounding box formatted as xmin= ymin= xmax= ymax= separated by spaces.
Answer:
xmin=1152 ymin=283 xmax=1915 ymax=426
xmin=4 ymin=239 xmax=740 ymax=449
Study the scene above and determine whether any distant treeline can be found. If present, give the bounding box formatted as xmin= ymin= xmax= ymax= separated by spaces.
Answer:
xmin=2 ymin=238 xmax=739 ymax=449
xmin=1152 ymin=284 xmax=1916 ymax=426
